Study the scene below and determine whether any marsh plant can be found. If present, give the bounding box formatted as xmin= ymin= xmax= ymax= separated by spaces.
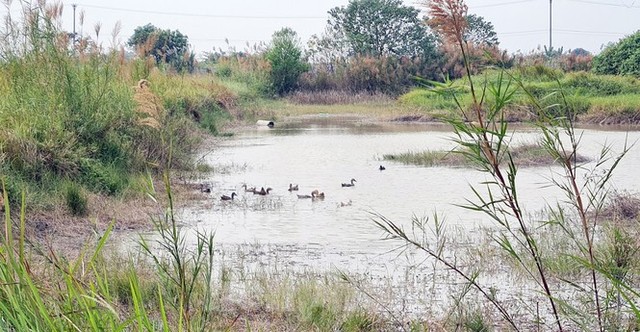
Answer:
xmin=374 ymin=0 xmax=638 ymax=330
xmin=138 ymin=172 xmax=217 ymax=331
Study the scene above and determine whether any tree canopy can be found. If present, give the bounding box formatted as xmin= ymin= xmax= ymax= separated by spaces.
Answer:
xmin=128 ymin=24 xmax=191 ymax=70
xmin=322 ymin=0 xmax=438 ymax=58
xmin=265 ymin=28 xmax=309 ymax=95
xmin=464 ymin=14 xmax=499 ymax=46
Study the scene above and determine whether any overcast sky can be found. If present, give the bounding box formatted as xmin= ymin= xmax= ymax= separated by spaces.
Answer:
xmin=5 ymin=0 xmax=640 ymax=56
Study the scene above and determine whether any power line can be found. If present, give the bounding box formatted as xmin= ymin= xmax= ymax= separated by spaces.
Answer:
xmin=67 ymin=3 xmax=327 ymax=19
xmin=471 ymin=0 xmax=536 ymax=8
xmin=499 ymin=28 xmax=629 ymax=37
xmin=565 ymin=0 xmax=640 ymax=7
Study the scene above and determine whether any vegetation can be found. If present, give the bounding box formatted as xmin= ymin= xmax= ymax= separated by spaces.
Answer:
xmin=463 ymin=14 xmax=499 ymax=46
xmin=0 ymin=3 xmax=234 ymax=210
xmin=375 ymin=0 xmax=640 ymax=331
xmin=592 ymin=31 xmax=640 ymax=76
xmin=303 ymin=0 xmax=441 ymax=94
xmin=324 ymin=0 xmax=438 ymax=58
xmin=400 ymin=69 xmax=640 ymax=123
xmin=265 ymin=28 xmax=309 ymax=96
xmin=3 ymin=0 xmax=640 ymax=330
xmin=128 ymin=23 xmax=193 ymax=72
xmin=0 ymin=177 xmax=394 ymax=331
xmin=383 ymin=143 xmax=590 ymax=167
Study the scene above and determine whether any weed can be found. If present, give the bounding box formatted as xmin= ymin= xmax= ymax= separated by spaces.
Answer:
xmin=64 ymin=181 xmax=87 ymax=216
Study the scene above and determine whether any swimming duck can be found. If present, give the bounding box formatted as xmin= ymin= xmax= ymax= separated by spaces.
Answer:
xmin=297 ymin=189 xmax=319 ymax=199
xmin=288 ymin=183 xmax=299 ymax=191
xmin=220 ymin=192 xmax=237 ymax=201
xmin=341 ymin=178 xmax=357 ymax=187
xmin=312 ymin=190 xmax=325 ymax=200
xmin=257 ymin=187 xmax=273 ymax=195
xmin=379 ymin=165 xmax=386 ymax=171
xmin=242 ymin=184 xmax=257 ymax=193
xmin=339 ymin=200 xmax=353 ymax=207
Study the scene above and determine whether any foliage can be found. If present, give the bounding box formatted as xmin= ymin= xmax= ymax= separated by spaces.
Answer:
xmin=400 ymin=68 xmax=640 ymax=122
xmin=464 ymin=14 xmax=499 ymax=46
xmin=322 ymin=0 xmax=438 ymax=59
xmin=300 ymin=55 xmax=442 ymax=95
xmin=592 ymin=31 xmax=640 ymax=76
xmin=0 ymin=2 xmax=216 ymax=209
xmin=127 ymin=23 xmax=193 ymax=72
xmin=265 ymin=28 xmax=309 ymax=96
xmin=428 ymin=3 xmax=510 ymax=78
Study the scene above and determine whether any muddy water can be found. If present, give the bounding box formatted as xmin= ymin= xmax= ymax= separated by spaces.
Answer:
xmin=178 ymin=117 xmax=640 ymax=279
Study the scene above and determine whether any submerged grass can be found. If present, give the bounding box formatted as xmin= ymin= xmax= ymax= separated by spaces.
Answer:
xmin=384 ymin=143 xmax=590 ymax=168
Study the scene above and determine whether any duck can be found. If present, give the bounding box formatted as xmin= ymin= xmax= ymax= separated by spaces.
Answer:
xmin=199 ymin=183 xmax=212 ymax=193
xmin=220 ymin=192 xmax=237 ymax=201
xmin=242 ymin=183 xmax=257 ymax=193
xmin=288 ymin=183 xmax=299 ymax=191
xmin=341 ymin=178 xmax=357 ymax=187
xmin=339 ymin=200 xmax=353 ymax=207
xmin=379 ymin=165 xmax=386 ymax=171
xmin=257 ymin=187 xmax=273 ymax=195
xmin=312 ymin=190 xmax=325 ymax=200
xmin=297 ymin=189 xmax=319 ymax=199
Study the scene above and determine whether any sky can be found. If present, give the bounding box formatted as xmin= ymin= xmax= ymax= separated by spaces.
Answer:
xmin=5 ymin=0 xmax=640 ymax=57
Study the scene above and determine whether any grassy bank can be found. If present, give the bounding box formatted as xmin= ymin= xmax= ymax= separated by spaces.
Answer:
xmin=0 ymin=5 xmax=254 ymax=216
xmin=399 ymin=68 xmax=640 ymax=124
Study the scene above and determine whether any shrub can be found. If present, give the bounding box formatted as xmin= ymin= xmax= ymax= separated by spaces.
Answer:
xmin=592 ymin=31 xmax=640 ymax=76
xmin=64 ymin=182 xmax=87 ymax=216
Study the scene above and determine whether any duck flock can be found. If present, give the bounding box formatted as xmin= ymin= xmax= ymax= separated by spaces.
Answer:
xmin=206 ymin=165 xmax=386 ymax=207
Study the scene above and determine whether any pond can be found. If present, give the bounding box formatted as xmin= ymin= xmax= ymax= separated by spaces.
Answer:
xmin=176 ymin=115 xmax=640 ymax=316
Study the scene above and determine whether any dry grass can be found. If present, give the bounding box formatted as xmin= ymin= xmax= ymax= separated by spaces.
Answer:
xmin=274 ymin=100 xmax=422 ymax=121
xmin=286 ymin=90 xmax=395 ymax=105
xmin=600 ymin=190 xmax=640 ymax=222
xmin=134 ymin=79 xmax=164 ymax=129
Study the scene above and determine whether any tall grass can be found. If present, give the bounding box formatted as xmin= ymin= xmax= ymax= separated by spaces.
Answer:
xmin=0 ymin=2 xmax=234 ymax=209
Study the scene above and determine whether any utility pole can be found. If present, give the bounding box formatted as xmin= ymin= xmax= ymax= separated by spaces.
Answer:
xmin=549 ymin=0 xmax=553 ymax=51
xmin=72 ymin=4 xmax=77 ymax=43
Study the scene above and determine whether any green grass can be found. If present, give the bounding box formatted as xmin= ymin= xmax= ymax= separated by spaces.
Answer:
xmin=399 ymin=68 xmax=640 ymax=123
xmin=0 ymin=6 xmax=237 ymax=210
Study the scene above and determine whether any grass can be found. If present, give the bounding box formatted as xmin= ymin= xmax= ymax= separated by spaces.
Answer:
xmin=399 ymin=70 xmax=640 ymax=124
xmin=0 ymin=177 xmax=400 ymax=331
xmin=383 ymin=143 xmax=590 ymax=168
xmin=0 ymin=2 xmax=243 ymax=212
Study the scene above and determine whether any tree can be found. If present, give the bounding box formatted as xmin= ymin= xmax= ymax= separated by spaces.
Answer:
xmin=592 ymin=31 xmax=640 ymax=76
xmin=128 ymin=23 xmax=191 ymax=71
xmin=265 ymin=28 xmax=309 ymax=95
xmin=325 ymin=0 xmax=438 ymax=58
xmin=464 ymin=14 xmax=498 ymax=46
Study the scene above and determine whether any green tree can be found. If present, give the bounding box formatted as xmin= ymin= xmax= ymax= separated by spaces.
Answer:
xmin=464 ymin=14 xmax=498 ymax=46
xmin=128 ymin=23 xmax=192 ymax=71
xmin=265 ymin=27 xmax=309 ymax=95
xmin=592 ymin=31 xmax=640 ymax=76
xmin=325 ymin=0 xmax=438 ymax=58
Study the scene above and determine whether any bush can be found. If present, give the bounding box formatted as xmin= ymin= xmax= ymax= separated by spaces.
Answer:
xmin=64 ymin=182 xmax=88 ymax=216
xmin=265 ymin=28 xmax=309 ymax=96
xmin=592 ymin=31 xmax=640 ymax=76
